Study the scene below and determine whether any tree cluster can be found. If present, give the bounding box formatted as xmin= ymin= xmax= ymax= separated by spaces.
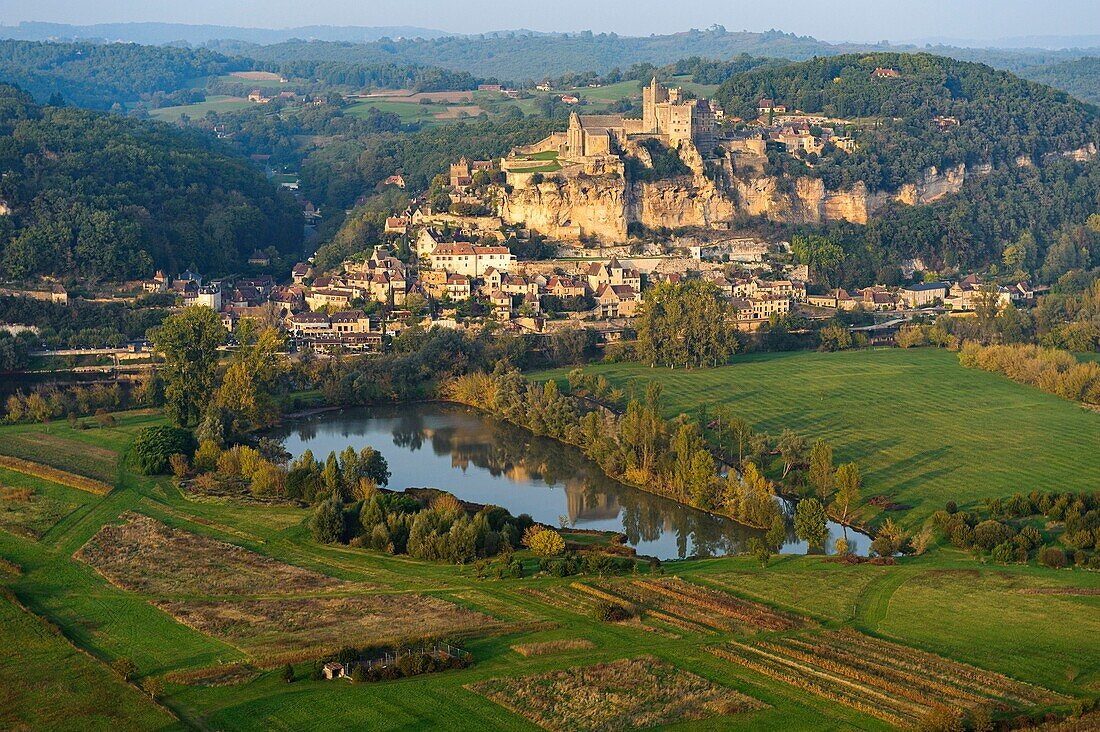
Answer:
xmin=932 ymin=490 xmax=1100 ymax=569
xmin=0 ymin=85 xmax=302 ymax=281
xmin=636 ymin=281 xmax=739 ymax=368
xmin=958 ymin=341 xmax=1100 ymax=405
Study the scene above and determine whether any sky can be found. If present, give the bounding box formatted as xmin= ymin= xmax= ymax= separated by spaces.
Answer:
xmin=1 ymin=0 xmax=1099 ymax=45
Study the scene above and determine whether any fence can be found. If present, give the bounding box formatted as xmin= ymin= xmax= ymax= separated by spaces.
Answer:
xmin=357 ymin=641 xmax=467 ymax=672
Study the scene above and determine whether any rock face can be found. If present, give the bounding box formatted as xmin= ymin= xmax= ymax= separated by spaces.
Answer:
xmin=502 ymin=173 xmax=629 ymax=240
xmin=501 ymin=152 xmax=987 ymax=241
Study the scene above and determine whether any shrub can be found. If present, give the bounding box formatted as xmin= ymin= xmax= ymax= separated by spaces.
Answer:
xmin=192 ymin=440 xmax=221 ymax=472
xmin=527 ymin=528 xmax=566 ymax=558
xmin=169 ymin=453 xmax=190 ymax=479
xmin=1038 ymin=546 xmax=1068 ymax=569
xmin=972 ymin=520 xmax=1015 ymax=551
xmin=591 ymin=600 xmax=631 ymax=622
xmin=311 ymin=497 xmax=345 ymax=544
xmin=281 ymin=663 xmax=294 ymax=683
xmin=131 ymin=425 xmax=195 ymax=475
xmin=991 ymin=541 xmax=1016 ymax=564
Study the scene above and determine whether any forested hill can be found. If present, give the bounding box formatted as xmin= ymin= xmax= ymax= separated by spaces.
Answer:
xmin=235 ymin=29 xmax=857 ymax=81
xmin=716 ymin=53 xmax=1100 ymax=191
xmin=0 ymin=85 xmax=302 ymax=282
xmin=1018 ymin=57 xmax=1100 ymax=105
xmin=0 ymin=41 xmax=246 ymax=109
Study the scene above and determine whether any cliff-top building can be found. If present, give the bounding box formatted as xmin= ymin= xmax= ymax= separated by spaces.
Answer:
xmin=524 ymin=78 xmax=718 ymax=162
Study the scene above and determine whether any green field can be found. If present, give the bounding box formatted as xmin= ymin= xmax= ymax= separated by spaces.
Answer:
xmin=533 ymin=348 xmax=1100 ymax=527
xmin=149 ymin=96 xmax=253 ymax=122
xmin=0 ymin=396 xmax=1096 ymax=730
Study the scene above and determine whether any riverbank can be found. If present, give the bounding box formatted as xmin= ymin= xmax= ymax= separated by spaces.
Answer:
xmin=271 ymin=401 xmax=873 ymax=559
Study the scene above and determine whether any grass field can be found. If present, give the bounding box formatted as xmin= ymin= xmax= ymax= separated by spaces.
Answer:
xmin=533 ymin=348 xmax=1100 ymax=528
xmin=0 ymin=467 xmax=91 ymax=538
xmin=149 ymin=96 xmax=253 ymax=122
xmin=0 ymin=401 xmax=1096 ymax=730
xmin=0 ymin=591 xmax=175 ymax=730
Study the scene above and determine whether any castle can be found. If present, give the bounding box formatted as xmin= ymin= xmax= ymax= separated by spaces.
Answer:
xmin=533 ymin=78 xmax=719 ymax=162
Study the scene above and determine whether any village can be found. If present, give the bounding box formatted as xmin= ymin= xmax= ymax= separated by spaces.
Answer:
xmin=0 ymin=70 xmax=1046 ymax=359
xmin=123 ymin=171 xmax=1042 ymax=357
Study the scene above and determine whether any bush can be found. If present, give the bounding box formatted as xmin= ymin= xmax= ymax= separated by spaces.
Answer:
xmin=527 ymin=528 xmax=566 ymax=558
xmin=1038 ymin=546 xmax=1068 ymax=569
xmin=591 ymin=600 xmax=631 ymax=622
xmin=281 ymin=663 xmax=294 ymax=683
xmin=192 ymin=439 xmax=221 ymax=472
xmin=311 ymin=497 xmax=345 ymax=544
xmin=130 ymin=425 xmax=195 ymax=475
xmin=169 ymin=453 xmax=190 ymax=479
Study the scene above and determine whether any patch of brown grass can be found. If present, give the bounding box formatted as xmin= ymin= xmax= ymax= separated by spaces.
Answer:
xmin=75 ymin=512 xmax=347 ymax=596
xmin=468 ymin=656 xmax=765 ymax=731
xmin=164 ymin=663 xmax=258 ymax=687
xmin=0 ymin=455 xmax=112 ymax=495
xmin=0 ymin=485 xmax=77 ymax=539
xmin=512 ymin=639 xmax=595 ymax=657
xmin=156 ymin=593 xmax=495 ymax=658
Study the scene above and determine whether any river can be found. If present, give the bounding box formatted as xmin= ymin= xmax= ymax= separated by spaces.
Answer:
xmin=270 ymin=402 xmax=870 ymax=561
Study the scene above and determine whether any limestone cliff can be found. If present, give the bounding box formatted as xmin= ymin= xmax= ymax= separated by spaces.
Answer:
xmin=502 ymin=173 xmax=629 ymax=240
xmin=501 ymin=154 xmax=990 ymax=241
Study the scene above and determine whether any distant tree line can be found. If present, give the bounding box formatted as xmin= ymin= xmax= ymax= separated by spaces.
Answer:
xmin=0 ymin=40 xmax=246 ymax=109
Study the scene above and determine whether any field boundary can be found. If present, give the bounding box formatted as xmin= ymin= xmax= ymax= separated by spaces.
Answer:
xmin=0 ymin=455 xmax=113 ymax=495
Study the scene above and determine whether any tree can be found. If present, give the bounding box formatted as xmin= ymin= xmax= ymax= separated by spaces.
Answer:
xmin=766 ymin=514 xmax=787 ymax=551
xmin=112 ymin=658 xmax=137 ymax=681
xmin=359 ymin=447 xmax=391 ymax=487
xmin=151 ymin=307 xmax=225 ymax=427
xmin=687 ymin=449 xmax=718 ymax=509
xmin=131 ymin=425 xmax=195 ymax=475
xmin=794 ymin=498 xmax=829 ymax=549
xmin=808 ymin=439 xmax=834 ymax=502
xmin=311 ymin=497 xmax=345 ymax=544
xmin=281 ymin=663 xmax=295 ymax=683
xmin=636 ymin=281 xmax=737 ymax=368
xmin=833 ymin=462 xmax=861 ymax=522
xmin=748 ymin=537 xmax=771 ymax=567
xmin=776 ymin=429 xmax=806 ymax=478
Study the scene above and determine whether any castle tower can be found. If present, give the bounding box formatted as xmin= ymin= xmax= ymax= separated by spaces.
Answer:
xmin=642 ymin=77 xmax=660 ymax=133
xmin=566 ymin=111 xmax=584 ymax=157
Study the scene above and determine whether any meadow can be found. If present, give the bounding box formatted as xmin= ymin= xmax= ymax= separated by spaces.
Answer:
xmin=534 ymin=348 xmax=1100 ymax=527
xmin=0 ymin=402 xmax=1096 ymax=730
xmin=148 ymin=96 xmax=254 ymax=122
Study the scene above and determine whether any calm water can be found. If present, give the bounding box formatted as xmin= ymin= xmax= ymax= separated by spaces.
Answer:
xmin=271 ymin=402 xmax=870 ymax=561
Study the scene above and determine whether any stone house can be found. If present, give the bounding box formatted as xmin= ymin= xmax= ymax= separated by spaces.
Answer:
xmin=595 ymin=283 xmax=639 ymax=318
xmin=585 ymin=256 xmax=641 ymax=294
xmin=900 ymin=282 xmax=949 ymax=309
xmin=429 ymin=243 xmax=515 ymax=278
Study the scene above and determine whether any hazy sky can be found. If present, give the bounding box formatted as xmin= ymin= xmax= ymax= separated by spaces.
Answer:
xmin=1 ymin=0 xmax=1099 ymax=43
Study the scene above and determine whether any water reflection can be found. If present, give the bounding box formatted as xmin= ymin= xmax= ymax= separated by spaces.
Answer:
xmin=270 ymin=402 xmax=869 ymax=560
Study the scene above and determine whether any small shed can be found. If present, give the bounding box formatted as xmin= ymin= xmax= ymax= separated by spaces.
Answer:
xmin=322 ymin=662 xmax=345 ymax=680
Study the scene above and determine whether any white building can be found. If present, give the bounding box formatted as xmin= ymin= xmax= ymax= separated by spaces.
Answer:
xmin=429 ymin=243 xmax=516 ymax=278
